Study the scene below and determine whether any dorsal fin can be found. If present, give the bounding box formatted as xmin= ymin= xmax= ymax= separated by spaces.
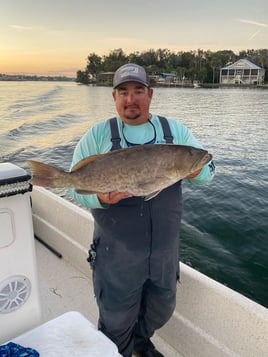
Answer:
xmin=71 ymin=148 xmax=131 ymax=172
xmin=71 ymin=154 xmax=103 ymax=171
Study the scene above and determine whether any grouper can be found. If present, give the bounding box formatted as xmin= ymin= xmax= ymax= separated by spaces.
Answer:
xmin=27 ymin=144 xmax=212 ymax=200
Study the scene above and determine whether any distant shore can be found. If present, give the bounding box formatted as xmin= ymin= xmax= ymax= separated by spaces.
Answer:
xmin=154 ymin=82 xmax=268 ymax=89
xmin=0 ymin=74 xmax=75 ymax=82
xmin=1 ymin=74 xmax=267 ymax=89
xmin=84 ymin=82 xmax=268 ymax=89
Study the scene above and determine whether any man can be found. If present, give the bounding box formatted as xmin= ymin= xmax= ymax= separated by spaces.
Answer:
xmin=70 ymin=64 xmax=215 ymax=357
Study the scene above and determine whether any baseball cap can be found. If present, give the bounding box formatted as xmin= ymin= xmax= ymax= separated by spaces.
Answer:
xmin=113 ymin=63 xmax=150 ymax=88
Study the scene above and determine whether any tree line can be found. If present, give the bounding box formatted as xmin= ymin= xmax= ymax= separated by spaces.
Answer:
xmin=76 ymin=48 xmax=268 ymax=85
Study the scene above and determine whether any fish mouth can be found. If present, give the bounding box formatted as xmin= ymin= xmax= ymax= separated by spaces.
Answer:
xmin=191 ymin=152 xmax=212 ymax=172
xmin=201 ymin=152 xmax=213 ymax=164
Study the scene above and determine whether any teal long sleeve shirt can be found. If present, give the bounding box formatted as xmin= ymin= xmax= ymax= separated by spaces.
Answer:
xmin=69 ymin=115 xmax=215 ymax=208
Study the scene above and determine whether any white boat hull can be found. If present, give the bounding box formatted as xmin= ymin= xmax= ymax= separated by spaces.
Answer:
xmin=31 ymin=187 xmax=268 ymax=357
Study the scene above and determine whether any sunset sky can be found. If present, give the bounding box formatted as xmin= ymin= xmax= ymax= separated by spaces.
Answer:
xmin=1 ymin=0 xmax=267 ymax=77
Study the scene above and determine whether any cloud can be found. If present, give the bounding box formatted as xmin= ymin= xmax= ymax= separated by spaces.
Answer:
xmin=237 ymin=18 xmax=268 ymax=41
xmin=237 ymin=19 xmax=268 ymax=28
xmin=248 ymin=29 xmax=262 ymax=40
xmin=8 ymin=25 xmax=33 ymax=31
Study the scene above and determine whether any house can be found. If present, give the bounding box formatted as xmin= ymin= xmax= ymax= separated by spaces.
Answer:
xmin=96 ymin=72 xmax=114 ymax=86
xmin=220 ymin=59 xmax=265 ymax=85
xmin=157 ymin=72 xmax=178 ymax=83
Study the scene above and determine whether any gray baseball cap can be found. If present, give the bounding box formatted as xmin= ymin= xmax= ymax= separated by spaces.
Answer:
xmin=113 ymin=63 xmax=150 ymax=88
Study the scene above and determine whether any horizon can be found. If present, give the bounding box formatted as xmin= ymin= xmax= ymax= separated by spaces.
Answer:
xmin=1 ymin=0 xmax=267 ymax=77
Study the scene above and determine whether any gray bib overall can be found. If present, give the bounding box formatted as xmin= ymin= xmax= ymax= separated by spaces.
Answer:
xmin=90 ymin=117 xmax=182 ymax=357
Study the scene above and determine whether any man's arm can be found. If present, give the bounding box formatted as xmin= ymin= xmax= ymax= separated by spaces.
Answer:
xmin=68 ymin=126 xmax=108 ymax=209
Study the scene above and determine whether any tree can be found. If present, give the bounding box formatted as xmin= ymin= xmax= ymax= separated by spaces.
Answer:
xmin=102 ymin=49 xmax=128 ymax=72
xmin=139 ymin=49 xmax=158 ymax=68
xmin=76 ymin=70 xmax=90 ymax=84
xmin=128 ymin=51 xmax=143 ymax=65
xmin=86 ymin=53 xmax=102 ymax=77
xmin=156 ymin=48 xmax=171 ymax=69
xmin=76 ymin=47 xmax=268 ymax=84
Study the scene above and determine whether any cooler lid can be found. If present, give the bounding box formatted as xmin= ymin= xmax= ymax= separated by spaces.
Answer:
xmin=0 ymin=163 xmax=32 ymax=197
xmin=0 ymin=163 xmax=28 ymax=180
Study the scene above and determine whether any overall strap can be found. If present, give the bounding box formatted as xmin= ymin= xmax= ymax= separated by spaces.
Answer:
xmin=158 ymin=116 xmax=174 ymax=144
xmin=109 ymin=117 xmax=122 ymax=150
xmin=109 ymin=116 xmax=174 ymax=149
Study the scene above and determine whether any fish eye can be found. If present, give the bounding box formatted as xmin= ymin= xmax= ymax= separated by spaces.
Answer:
xmin=188 ymin=148 xmax=193 ymax=156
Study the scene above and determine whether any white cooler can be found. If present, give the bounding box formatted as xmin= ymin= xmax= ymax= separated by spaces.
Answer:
xmin=0 ymin=163 xmax=42 ymax=343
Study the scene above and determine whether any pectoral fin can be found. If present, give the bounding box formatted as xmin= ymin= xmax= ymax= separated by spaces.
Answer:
xmin=144 ymin=190 xmax=162 ymax=201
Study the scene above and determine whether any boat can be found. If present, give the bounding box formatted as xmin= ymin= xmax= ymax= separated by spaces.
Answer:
xmin=193 ymin=80 xmax=201 ymax=88
xmin=0 ymin=164 xmax=267 ymax=356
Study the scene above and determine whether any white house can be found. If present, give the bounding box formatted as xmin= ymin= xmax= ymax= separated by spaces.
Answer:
xmin=220 ymin=59 xmax=265 ymax=85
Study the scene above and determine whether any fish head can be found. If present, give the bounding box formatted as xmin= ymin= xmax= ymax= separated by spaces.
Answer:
xmin=187 ymin=146 xmax=212 ymax=172
xmin=174 ymin=145 xmax=212 ymax=175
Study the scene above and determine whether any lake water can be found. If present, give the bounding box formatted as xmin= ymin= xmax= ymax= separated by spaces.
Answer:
xmin=0 ymin=81 xmax=267 ymax=308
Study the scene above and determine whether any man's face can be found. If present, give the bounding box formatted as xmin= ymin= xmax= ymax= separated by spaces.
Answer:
xmin=112 ymin=82 xmax=153 ymax=125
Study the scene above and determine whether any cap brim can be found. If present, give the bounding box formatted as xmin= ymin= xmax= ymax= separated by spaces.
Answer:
xmin=113 ymin=79 xmax=149 ymax=89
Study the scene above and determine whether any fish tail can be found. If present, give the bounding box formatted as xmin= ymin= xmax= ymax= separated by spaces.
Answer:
xmin=27 ymin=160 xmax=67 ymax=188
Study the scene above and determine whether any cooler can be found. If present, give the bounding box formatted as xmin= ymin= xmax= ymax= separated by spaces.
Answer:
xmin=0 ymin=163 xmax=42 ymax=343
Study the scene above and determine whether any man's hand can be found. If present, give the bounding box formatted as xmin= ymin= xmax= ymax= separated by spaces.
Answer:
xmin=98 ymin=192 xmax=133 ymax=204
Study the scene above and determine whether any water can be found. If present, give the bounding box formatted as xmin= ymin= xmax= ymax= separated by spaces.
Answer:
xmin=0 ymin=82 xmax=267 ymax=308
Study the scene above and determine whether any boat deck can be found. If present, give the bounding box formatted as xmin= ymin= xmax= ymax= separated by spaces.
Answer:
xmin=36 ymin=239 xmax=182 ymax=357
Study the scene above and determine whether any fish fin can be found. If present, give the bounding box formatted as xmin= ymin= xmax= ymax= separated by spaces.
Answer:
xmin=144 ymin=190 xmax=162 ymax=201
xmin=71 ymin=148 xmax=131 ymax=172
xmin=75 ymin=189 xmax=96 ymax=195
xmin=71 ymin=155 xmax=103 ymax=171
xmin=27 ymin=160 xmax=65 ymax=188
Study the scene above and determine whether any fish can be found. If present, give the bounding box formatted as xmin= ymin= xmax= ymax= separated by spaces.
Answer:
xmin=27 ymin=144 xmax=212 ymax=200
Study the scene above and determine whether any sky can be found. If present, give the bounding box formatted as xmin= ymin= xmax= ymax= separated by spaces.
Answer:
xmin=1 ymin=0 xmax=268 ymax=77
